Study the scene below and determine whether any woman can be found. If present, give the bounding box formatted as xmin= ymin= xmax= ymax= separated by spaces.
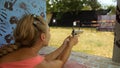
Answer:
xmin=0 ymin=14 xmax=78 ymax=68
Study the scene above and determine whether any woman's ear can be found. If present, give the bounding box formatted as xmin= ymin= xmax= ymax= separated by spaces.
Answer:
xmin=40 ymin=33 xmax=46 ymax=41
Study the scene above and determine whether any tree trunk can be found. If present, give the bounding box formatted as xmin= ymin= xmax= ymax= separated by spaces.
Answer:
xmin=112 ymin=0 xmax=120 ymax=63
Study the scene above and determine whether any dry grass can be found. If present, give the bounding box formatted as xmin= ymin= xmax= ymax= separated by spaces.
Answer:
xmin=49 ymin=27 xmax=114 ymax=58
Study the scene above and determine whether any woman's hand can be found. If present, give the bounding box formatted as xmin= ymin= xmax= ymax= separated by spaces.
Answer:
xmin=62 ymin=35 xmax=78 ymax=47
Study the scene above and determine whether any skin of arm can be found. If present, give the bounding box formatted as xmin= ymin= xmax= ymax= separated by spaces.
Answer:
xmin=44 ymin=35 xmax=78 ymax=67
xmin=57 ymin=45 xmax=73 ymax=65
xmin=44 ymin=43 xmax=67 ymax=61
xmin=57 ymin=36 xmax=78 ymax=66
xmin=36 ymin=35 xmax=78 ymax=68
xmin=44 ymin=36 xmax=71 ymax=61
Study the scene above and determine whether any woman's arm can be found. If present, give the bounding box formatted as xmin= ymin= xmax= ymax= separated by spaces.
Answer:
xmin=44 ymin=36 xmax=71 ymax=61
xmin=57 ymin=36 xmax=78 ymax=65
xmin=45 ymin=35 xmax=78 ymax=67
xmin=44 ymin=43 xmax=67 ymax=61
xmin=37 ymin=35 xmax=78 ymax=68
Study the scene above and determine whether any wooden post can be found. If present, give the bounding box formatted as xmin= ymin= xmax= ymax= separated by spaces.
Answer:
xmin=112 ymin=0 xmax=120 ymax=63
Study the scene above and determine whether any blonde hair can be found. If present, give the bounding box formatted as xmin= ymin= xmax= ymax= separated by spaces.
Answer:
xmin=0 ymin=14 xmax=47 ymax=57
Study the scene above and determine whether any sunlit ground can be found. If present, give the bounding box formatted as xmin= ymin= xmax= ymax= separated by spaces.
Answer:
xmin=49 ymin=27 xmax=114 ymax=58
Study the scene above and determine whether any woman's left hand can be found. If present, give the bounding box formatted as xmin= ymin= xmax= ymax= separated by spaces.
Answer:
xmin=62 ymin=35 xmax=78 ymax=47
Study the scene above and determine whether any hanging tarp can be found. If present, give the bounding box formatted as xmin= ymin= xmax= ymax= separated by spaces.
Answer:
xmin=0 ymin=0 xmax=46 ymax=46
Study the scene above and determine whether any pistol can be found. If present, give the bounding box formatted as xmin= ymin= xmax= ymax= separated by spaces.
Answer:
xmin=71 ymin=29 xmax=83 ymax=36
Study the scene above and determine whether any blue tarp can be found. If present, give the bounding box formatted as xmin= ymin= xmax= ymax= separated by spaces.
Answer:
xmin=0 ymin=0 xmax=46 ymax=46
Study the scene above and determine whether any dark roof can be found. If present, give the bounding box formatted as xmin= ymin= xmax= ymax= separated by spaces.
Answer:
xmin=96 ymin=9 xmax=111 ymax=15
xmin=52 ymin=9 xmax=111 ymax=15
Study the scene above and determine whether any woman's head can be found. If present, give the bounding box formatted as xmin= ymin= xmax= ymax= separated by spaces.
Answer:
xmin=0 ymin=14 xmax=50 ymax=57
xmin=14 ymin=14 xmax=50 ymax=47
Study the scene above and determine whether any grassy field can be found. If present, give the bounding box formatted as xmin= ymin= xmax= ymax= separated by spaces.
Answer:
xmin=49 ymin=27 xmax=114 ymax=58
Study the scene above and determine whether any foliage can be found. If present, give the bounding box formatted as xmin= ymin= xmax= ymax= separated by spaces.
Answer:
xmin=46 ymin=0 xmax=102 ymax=13
xmin=86 ymin=0 xmax=101 ymax=10
xmin=107 ymin=5 xmax=116 ymax=15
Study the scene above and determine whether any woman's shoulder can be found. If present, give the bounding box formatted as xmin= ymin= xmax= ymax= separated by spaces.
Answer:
xmin=0 ymin=55 xmax=44 ymax=68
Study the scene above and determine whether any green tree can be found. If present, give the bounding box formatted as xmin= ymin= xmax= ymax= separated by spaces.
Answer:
xmin=107 ymin=5 xmax=116 ymax=14
xmin=47 ymin=0 xmax=102 ymax=13
xmin=87 ymin=0 xmax=101 ymax=10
